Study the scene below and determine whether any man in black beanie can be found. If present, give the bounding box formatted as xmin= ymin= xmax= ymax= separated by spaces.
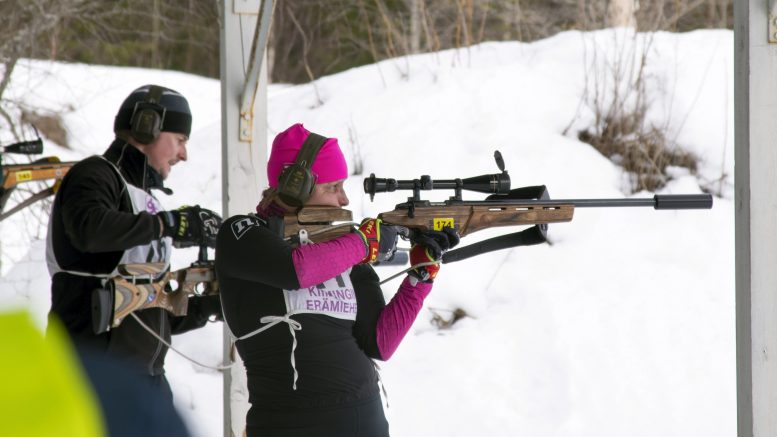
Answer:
xmin=45 ymin=84 xmax=223 ymax=404
xmin=112 ymin=84 xmax=194 ymax=180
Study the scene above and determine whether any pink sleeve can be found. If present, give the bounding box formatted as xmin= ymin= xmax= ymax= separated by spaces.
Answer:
xmin=376 ymin=276 xmax=433 ymax=360
xmin=292 ymin=233 xmax=366 ymax=288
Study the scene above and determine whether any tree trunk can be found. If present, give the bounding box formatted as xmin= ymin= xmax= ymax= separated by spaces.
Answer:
xmin=185 ymin=0 xmax=194 ymax=72
xmin=409 ymin=0 xmax=420 ymax=54
xmin=607 ymin=0 xmax=636 ymax=28
xmin=152 ymin=0 xmax=161 ymax=68
xmin=719 ymin=0 xmax=730 ymax=28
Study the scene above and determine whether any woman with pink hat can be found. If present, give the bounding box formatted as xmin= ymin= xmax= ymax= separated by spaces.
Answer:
xmin=215 ymin=123 xmax=458 ymax=436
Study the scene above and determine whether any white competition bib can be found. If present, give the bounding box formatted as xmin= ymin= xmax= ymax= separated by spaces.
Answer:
xmin=282 ymin=267 xmax=357 ymax=321
xmin=118 ymin=182 xmax=171 ymax=266
xmin=46 ymin=156 xmax=172 ymax=278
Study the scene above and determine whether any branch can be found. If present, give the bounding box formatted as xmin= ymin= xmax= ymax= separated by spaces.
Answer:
xmin=285 ymin=3 xmax=323 ymax=106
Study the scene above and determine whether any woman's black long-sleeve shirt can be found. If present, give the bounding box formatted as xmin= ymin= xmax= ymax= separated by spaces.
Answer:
xmin=216 ymin=214 xmax=387 ymax=416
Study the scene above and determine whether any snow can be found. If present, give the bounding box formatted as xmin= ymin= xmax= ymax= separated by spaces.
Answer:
xmin=0 ymin=28 xmax=734 ymax=436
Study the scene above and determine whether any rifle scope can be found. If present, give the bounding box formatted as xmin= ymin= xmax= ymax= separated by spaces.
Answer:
xmin=364 ymin=151 xmax=512 ymax=201
xmin=364 ymin=172 xmax=511 ymax=201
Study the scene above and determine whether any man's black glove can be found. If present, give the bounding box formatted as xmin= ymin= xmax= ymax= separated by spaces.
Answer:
xmin=158 ymin=205 xmax=222 ymax=249
xmin=409 ymin=227 xmax=460 ymax=282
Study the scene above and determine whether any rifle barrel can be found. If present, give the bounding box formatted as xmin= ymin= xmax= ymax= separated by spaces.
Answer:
xmin=2 ymin=139 xmax=43 ymax=155
xmin=570 ymin=194 xmax=712 ymax=209
xmin=473 ymin=193 xmax=712 ymax=210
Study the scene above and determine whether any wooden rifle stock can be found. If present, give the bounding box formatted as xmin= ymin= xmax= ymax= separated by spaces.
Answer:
xmin=280 ymin=203 xmax=568 ymax=242
xmin=93 ymin=260 xmax=218 ymax=334
xmin=283 ymin=206 xmax=355 ymax=244
xmin=377 ymin=201 xmax=575 ymax=237
xmin=0 ymin=157 xmax=76 ymax=221
xmin=1 ymin=159 xmax=75 ymax=190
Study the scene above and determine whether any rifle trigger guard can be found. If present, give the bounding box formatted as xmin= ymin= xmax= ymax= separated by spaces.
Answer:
xmin=298 ymin=229 xmax=311 ymax=245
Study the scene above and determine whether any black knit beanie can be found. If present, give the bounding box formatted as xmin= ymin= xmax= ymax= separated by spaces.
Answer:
xmin=113 ymin=85 xmax=192 ymax=137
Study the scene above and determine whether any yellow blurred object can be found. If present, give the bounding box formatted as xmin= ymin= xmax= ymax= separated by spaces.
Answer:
xmin=0 ymin=310 xmax=106 ymax=436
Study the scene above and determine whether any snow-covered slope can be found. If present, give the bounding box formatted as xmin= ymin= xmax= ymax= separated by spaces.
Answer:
xmin=0 ymin=28 xmax=733 ymax=436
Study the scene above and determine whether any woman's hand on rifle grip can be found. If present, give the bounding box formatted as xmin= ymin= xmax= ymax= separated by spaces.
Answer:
xmin=355 ymin=218 xmax=401 ymax=264
xmin=409 ymin=227 xmax=460 ymax=282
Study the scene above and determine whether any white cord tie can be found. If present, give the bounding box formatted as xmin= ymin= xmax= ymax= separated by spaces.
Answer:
xmin=129 ymin=312 xmax=233 ymax=371
xmin=239 ymin=314 xmax=303 ymax=390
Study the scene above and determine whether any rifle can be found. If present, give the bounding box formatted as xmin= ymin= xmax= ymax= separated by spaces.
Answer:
xmin=284 ymin=151 xmax=713 ymax=264
xmin=92 ymin=245 xmax=217 ymax=334
xmin=97 ymin=148 xmax=712 ymax=328
xmin=0 ymin=137 xmax=77 ymax=221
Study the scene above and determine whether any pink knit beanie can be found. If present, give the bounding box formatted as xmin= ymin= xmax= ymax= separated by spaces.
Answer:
xmin=267 ymin=123 xmax=348 ymax=188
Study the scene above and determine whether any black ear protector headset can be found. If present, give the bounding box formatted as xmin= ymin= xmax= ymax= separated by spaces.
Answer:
xmin=276 ymin=131 xmax=328 ymax=207
xmin=129 ymin=85 xmax=166 ymax=145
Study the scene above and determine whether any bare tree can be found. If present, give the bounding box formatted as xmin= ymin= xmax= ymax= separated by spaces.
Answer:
xmin=0 ymin=0 xmax=111 ymax=139
xmin=576 ymin=27 xmax=700 ymax=194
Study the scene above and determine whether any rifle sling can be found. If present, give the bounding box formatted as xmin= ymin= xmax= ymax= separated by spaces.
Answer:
xmin=441 ymin=224 xmax=547 ymax=264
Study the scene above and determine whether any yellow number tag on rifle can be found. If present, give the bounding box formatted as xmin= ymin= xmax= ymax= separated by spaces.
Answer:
xmin=15 ymin=171 xmax=32 ymax=182
xmin=433 ymin=218 xmax=455 ymax=230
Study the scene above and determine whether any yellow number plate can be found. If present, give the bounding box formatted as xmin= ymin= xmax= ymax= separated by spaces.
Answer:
xmin=15 ymin=170 xmax=32 ymax=182
xmin=433 ymin=218 xmax=455 ymax=230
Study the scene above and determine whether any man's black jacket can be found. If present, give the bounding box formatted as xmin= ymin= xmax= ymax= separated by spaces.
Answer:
xmin=48 ymin=139 xmax=214 ymax=376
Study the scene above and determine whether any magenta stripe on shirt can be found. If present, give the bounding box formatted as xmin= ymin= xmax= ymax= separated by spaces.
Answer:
xmin=292 ymin=233 xmax=367 ymax=288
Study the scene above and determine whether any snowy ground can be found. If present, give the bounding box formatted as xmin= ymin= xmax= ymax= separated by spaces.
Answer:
xmin=0 ymin=28 xmax=734 ymax=436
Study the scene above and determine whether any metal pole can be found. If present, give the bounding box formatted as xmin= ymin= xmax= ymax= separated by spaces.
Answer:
xmin=736 ymin=1 xmax=777 ymax=435
xmin=221 ymin=1 xmax=269 ymax=435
